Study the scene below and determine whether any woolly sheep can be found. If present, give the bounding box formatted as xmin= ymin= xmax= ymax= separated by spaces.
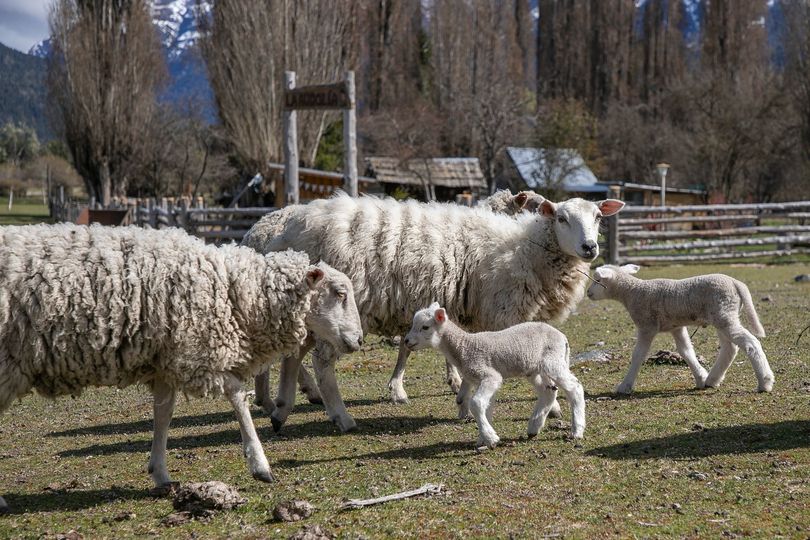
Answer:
xmin=479 ymin=189 xmax=546 ymax=216
xmin=0 ymin=224 xmax=362 ymax=513
xmin=404 ymin=303 xmax=585 ymax=448
xmin=586 ymin=264 xmax=774 ymax=394
xmin=242 ymin=192 xmax=624 ymax=433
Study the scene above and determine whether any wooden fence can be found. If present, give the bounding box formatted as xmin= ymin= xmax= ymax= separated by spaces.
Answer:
xmin=605 ymin=201 xmax=810 ymax=264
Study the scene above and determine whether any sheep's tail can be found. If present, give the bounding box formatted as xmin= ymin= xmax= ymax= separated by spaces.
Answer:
xmin=735 ymin=280 xmax=765 ymax=338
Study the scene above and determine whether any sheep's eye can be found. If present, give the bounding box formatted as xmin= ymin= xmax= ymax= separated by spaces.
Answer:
xmin=336 ymin=291 xmax=346 ymax=300
xmin=422 ymin=325 xmax=430 ymax=331
xmin=595 ymin=215 xmax=602 ymax=222
xmin=557 ymin=216 xmax=567 ymax=224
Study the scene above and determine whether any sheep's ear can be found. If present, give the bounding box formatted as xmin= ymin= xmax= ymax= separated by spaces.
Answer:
xmin=428 ymin=301 xmax=440 ymax=311
xmin=620 ymin=264 xmax=640 ymax=274
xmin=514 ymin=192 xmax=529 ymax=209
xmin=598 ymin=199 xmax=625 ymax=216
xmin=539 ymin=199 xmax=557 ymax=217
xmin=594 ymin=267 xmax=615 ymax=280
xmin=434 ymin=308 xmax=447 ymax=324
xmin=306 ymin=267 xmax=325 ymax=289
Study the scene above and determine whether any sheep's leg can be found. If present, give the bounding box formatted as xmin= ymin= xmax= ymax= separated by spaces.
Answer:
xmin=704 ymin=332 xmax=738 ymax=389
xmin=271 ymin=340 xmax=315 ymax=432
xmin=527 ymin=375 xmax=557 ymax=438
xmin=548 ymin=399 xmax=563 ymax=419
xmin=388 ymin=340 xmax=412 ymax=404
xmin=148 ymin=380 xmax=176 ymax=487
xmin=470 ymin=372 xmax=502 ymax=449
xmin=728 ymin=326 xmax=775 ymax=392
xmin=456 ymin=378 xmax=473 ymax=420
xmin=671 ymin=326 xmax=708 ymax=388
xmin=253 ymin=368 xmax=273 ymax=413
xmin=224 ymin=374 xmax=274 ymax=482
xmin=554 ymin=372 xmax=586 ymax=439
xmin=297 ymin=363 xmax=323 ymax=404
xmin=446 ymin=360 xmax=463 ymax=394
xmin=312 ymin=340 xmax=357 ymax=432
xmin=616 ymin=329 xmax=656 ymax=394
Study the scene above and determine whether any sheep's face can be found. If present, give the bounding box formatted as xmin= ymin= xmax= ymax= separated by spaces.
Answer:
xmin=305 ymin=263 xmax=364 ymax=354
xmin=586 ymin=264 xmax=640 ymax=300
xmin=540 ymin=198 xmax=624 ymax=261
xmin=404 ymin=302 xmax=445 ymax=351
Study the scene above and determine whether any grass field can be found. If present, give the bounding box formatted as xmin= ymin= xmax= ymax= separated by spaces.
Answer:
xmin=0 ymin=197 xmax=51 ymax=226
xmin=0 ymin=263 xmax=808 ymax=539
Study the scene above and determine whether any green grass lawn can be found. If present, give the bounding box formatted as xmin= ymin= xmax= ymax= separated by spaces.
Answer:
xmin=0 ymin=197 xmax=51 ymax=226
xmin=0 ymin=263 xmax=808 ymax=538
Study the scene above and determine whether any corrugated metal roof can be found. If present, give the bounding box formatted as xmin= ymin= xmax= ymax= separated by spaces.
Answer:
xmin=507 ymin=147 xmax=603 ymax=192
xmin=365 ymin=157 xmax=487 ymax=189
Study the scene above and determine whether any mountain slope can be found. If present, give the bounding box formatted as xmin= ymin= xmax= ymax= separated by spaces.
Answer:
xmin=0 ymin=41 xmax=50 ymax=140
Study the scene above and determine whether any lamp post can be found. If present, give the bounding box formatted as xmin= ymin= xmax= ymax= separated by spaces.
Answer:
xmin=656 ymin=162 xmax=670 ymax=207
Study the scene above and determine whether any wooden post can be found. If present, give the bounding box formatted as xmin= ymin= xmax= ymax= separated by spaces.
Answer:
xmin=283 ymin=71 xmax=299 ymax=206
xmin=8 ymin=188 xmax=13 ymax=211
xmin=43 ymin=165 xmax=50 ymax=206
xmin=607 ymin=185 xmax=621 ymax=265
xmin=178 ymin=198 xmax=189 ymax=232
xmin=343 ymin=70 xmax=358 ymax=197
xmin=148 ymin=199 xmax=157 ymax=229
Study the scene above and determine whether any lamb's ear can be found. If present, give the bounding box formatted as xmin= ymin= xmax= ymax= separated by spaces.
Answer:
xmin=428 ymin=301 xmax=440 ymax=311
xmin=434 ymin=308 xmax=447 ymax=324
xmin=539 ymin=199 xmax=557 ymax=218
xmin=620 ymin=264 xmax=640 ymax=274
xmin=306 ymin=267 xmax=325 ymax=289
xmin=598 ymin=199 xmax=625 ymax=216
xmin=514 ymin=192 xmax=529 ymax=209
xmin=594 ymin=267 xmax=615 ymax=280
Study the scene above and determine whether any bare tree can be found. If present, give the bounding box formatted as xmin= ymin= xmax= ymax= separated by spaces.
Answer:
xmin=48 ymin=0 xmax=166 ymax=205
xmin=199 ymin=0 xmax=358 ymax=195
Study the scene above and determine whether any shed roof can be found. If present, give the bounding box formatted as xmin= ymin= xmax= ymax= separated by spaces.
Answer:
xmin=506 ymin=147 xmax=605 ymax=193
xmin=365 ymin=157 xmax=487 ymax=189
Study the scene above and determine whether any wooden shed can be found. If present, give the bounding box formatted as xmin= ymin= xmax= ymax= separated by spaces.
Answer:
xmin=365 ymin=157 xmax=487 ymax=202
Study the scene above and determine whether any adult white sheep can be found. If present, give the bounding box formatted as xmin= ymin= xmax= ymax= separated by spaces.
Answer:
xmin=404 ymin=303 xmax=585 ymax=449
xmin=0 ymin=224 xmax=362 ymax=513
xmin=586 ymin=264 xmax=774 ymax=394
xmin=242 ymin=192 xmax=624 ymax=433
xmin=480 ymin=189 xmax=546 ymax=216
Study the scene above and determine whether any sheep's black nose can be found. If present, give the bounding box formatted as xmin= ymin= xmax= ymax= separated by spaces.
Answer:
xmin=582 ymin=241 xmax=597 ymax=252
xmin=358 ymin=336 xmax=364 ymax=346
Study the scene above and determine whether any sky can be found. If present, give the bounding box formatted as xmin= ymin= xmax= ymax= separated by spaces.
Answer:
xmin=0 ymin=0 xmax=50 ymax=53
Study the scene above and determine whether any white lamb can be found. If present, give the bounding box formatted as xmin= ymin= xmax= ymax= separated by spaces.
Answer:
xmin=242 ymin=192 xmax=623 ymax=433
xmin=0 ymin=224 xmax=362 ymax=513
xmin=479 ymin=189 xmax=546 ymax=216
xmin=586 ymin=264 xmax=774 ymax=394
xmin=404 ymin=303 xmax=585 ymax=448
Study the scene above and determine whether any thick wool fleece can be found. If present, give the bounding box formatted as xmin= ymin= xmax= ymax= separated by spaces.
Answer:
xmin=479 ymin=189 xmax=545 ymax=216
xmin=241 ymin=192 xmax=589 ymax=337
xmin=0 ymin=224 xmax=314 ymax=411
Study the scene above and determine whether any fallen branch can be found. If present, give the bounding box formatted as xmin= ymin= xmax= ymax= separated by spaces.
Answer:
xmin=796 ymin=324 xmax=810 ymax=345
xmin=340 ymin=483 xmax=443 ymax=510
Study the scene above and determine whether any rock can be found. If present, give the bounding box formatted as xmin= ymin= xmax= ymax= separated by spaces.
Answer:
xmin=149 ymin=482 xmax=179 ymax=498
xmin=687 ymin=471 xmax=708 ymax=481
xmin=172 ymin=481 xmax=247 ymax=515
xmin=761 ymin=295 xmax=773 ymax=302
xmin=102 ymin=511 xmax=136 ymax=524
xmin=795 ymin=274 xmax=810 ymax=283
xmin=691 ymin=423 xmax=706 ymax=432
xmin=161 ymin=511 xmax=193 ymax=527
xmin=571 ymin=349 xmax=614 ymax=365
xmin=288 ymin=524 xmax=335 ymax=540
xmin=648 ymin=349 xmax=705 ymax=366
xmin=55 ymin=532 xmax=83 ymax=540
xmin=272 ymin=500 xmax=315 ymax=522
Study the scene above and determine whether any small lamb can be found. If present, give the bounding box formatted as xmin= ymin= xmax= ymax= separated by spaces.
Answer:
xmin=586 ymin=264 xmax=774 ymax=394
xmin=404 ymin=303 xmax=585 ymax=449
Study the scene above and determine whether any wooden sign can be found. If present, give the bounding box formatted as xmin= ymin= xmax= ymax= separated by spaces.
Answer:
xmin=283 ymin=82 xmax=351 ymax=110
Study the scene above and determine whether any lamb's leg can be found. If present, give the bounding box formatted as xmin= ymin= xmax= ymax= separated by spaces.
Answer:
xmin=456 ymin=378 xmax=473 ymax=420
xmin=554 ymin=372 xmax=586 ymax=439
xmin=527 ymin=375 xmax=557 ymax=438
xmin=312 ymin=340 xmax=357 ymax=432
xmin=253 ymin=368 xmax=273 ymax=413
xmin=297 ymin=363 xmax=323 ymax=404
xmin=148 ymin=379 xmax=176 ymax=487
xmin=224 ymin=374 xmax=274 ymax=482
xmin=470 ymin=371 xmax=502 ymax=448
xmin=446 ymin=360 xmax=463 ymax=394
xmin=704 ymin=332 xmax=738 ymax=389
xmin=388 ymin=340 xmax=412 ymax=404
xmin=548 ymin=400 xmax=563 ymax=419
xmin=271 ymin=340 xmax=315 ymax=432
xmin=728 ymin=325 xmax=775 ymax=392
xmin=616 ymin=329 xmax=656 ymax=394
xmin=671 ymin=326 xmax=708 ymax=388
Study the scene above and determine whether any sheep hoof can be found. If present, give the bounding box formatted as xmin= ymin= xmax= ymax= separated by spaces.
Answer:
xmin=526 ymin=432 xmax=537 ymax=439
xmin=391 ymin=395 xmax=410 ymax=405
xmin=300 ymin=386 xmax=323 ymax=404
xmin=757 ymin=379 xmax=774 ymax=393
xmin=333 ymin=416 xmax=357 ymax=433
xmin=615 ymin=383 xmax=634 ymax=395
xmin=307 ymin=395 xmax=324 ymax=405
xmin=270 ymin=415 xmax=285 ymax=433
xmin=252 ymin=469 xmax=275 ymax=483
xmin=448 ymin=378 xmax=462 ymax=395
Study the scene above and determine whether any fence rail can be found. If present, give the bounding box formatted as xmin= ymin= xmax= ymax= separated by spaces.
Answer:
xmin=605 ymin=200 xmax=810 ymax=264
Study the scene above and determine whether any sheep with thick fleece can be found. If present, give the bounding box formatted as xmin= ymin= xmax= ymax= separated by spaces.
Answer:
xmin=242 ymin=192 xmax=623 ymax=433
xmin=480 ymin=189 xmax=546 ymax=216
xmin=586 ymin=264 xmax=774 ymax=394
xmin=404 ymin=303 xmax=585 ymax=448
xmin=0 ymin=224 xmax=362 ymax=513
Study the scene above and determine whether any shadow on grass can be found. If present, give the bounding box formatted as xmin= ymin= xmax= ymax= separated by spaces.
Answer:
xmin=585 ymin=387 xmax=706 ymax=401
xmin=275 ymin=440 xmax=475 ymax=468
xmin=2 ymin=487 xmax=153 ymax=514
xmin=56 ymin=414 xmax=455 ymax=457
xmin=587 ymin=419 xmax=810 ymax=460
